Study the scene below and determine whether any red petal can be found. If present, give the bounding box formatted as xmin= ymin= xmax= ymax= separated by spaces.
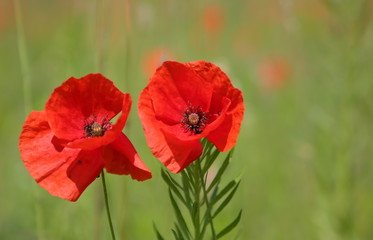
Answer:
xmin=66 ymin=94 xmax=131 ymax=150
xmin=103 ymin=133 xmax=152 ymax=181
xmin=207 ymin=89 xmax=244 ymax=151
xmin=138 ymin=88 xmax=202 ymax=173
xmin=19 ymin=111 xmax=104 ymax=201
xmin=162 ymin=131 xmax=203 ymax=173
xmin=185 ymin=61 xmax=233 ymax=113
xmin=45 ymin=73 xmax=126 ymax=141
xmin=186 ymin=61 xmax=245 ymax=151
xmin=147 ymin=61 xmax=213 ymax=124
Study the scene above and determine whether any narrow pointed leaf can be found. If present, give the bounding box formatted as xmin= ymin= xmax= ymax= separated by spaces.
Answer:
xmin=202 ymin=148 xmax=220 ymax=175
xmin=175 ymin=223 xmax=186 ymax=240
xmin=153 ymin=223 xmax=166 ymax=240
xmin=207 ymin=151 xmax=232 ymax=193
xmin=185 ymin=167 xmax=195 ymax=186
xmin=164 ymin=170 xmax=183 ymax=189
xmin=211 ymin=179 xmax=220 ymax=200
xmin=201 ymin=141 xmax=215 ymax=160
xmin=171 ymin=229 xmax=179 ymax=240
xmin=211 ymin=179 xmax=239 ymax=206
xmin=213 ymin=180 xmax=241 ymax=218
xmin=191 ymin=202 xmax=200 ymax=229
xmin=181 ymin=171 xmax=193 ymax=204
xmin=200 ymin=207 xmax=214 ymax=239
xmin=169 ymin=189 xmax=191 ymax=239
xmin=162 ymin=170 xmax=188 ymax=207
xmin=217 ymin=210 xmax=242 ymax=239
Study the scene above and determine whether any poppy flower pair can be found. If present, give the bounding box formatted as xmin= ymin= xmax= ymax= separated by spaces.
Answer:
xmin=19 ymin=61 xmax=244 ymax=201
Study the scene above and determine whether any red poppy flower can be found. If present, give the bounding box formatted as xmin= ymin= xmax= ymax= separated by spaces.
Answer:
xmin=19 ymin=74 xmax=152 ymax=201
xmin=138 ymin=61 xmax=244 ymax=173
xmin=202 ymin=3 xmax=225 ymax=36
xmin=259 ymin=58 xmax=291 ymax=91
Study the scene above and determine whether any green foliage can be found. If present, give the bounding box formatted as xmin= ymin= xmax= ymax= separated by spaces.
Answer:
xmin=154 ymin=223 xmax=166 ymax=240
xmin=156 ymin=142 xmax=241 ymax=240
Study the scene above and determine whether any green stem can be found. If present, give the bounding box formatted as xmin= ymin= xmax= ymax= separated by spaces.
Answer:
xmin=193 ymin=162 xmax=201 ymax=240
xmin=101 ymin=170 xmax=116 ymax=240
xmin=14 ymin=0 xmax=31 ymax=113
xmin=196 ymin=158 xmax=217 ymax=239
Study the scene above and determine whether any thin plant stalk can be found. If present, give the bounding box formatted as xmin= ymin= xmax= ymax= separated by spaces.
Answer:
xmin=14 ymin=1 xmax=44 ymax=239
xmin=101 ymin=170 xmax=116 ymax=240
xmin=193 ymin=162 xmax=201 ymax=240
xmin=14 ymin=0 xmax=32 ymax=113
xmin=196 ymin=159 xmax=217 ymax=239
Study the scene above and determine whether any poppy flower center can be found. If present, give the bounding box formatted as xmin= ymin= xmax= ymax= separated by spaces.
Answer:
xmin=181 ymin=103 xmax=208 ymax=135
xmin=188 ymin=113 xmax=199 ymax=125
xmin=83 ymin=116 xmax=112 ymax=138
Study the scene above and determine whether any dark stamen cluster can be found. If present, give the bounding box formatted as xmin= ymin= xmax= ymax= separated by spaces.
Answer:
xmin=83 ymin=115 xmax=112 ymax=138
xmin=181 ymin=103 xmax=208 ymax=135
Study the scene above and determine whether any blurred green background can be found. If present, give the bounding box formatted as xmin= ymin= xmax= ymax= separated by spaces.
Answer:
xmin=1 ymin=0 xmax=373 ymax=239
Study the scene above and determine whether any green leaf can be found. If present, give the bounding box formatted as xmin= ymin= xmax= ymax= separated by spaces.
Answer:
xmin=191 ymin=202 xmax=200 ymax=229
xmin=213 ymin=180 xmax=241 ymax=218
xmin=207 ymin=152 xmax=232 ymax=193
xmin=162 ymin=170 xmax=188 ymax=207
xmin=171 ymin=229 xmax=179 ymax=240
xmin=210 ymin=179 xmax=220 ymax=200
xmin=169 ymin=189 xmax=191 ymax=239
xmin=153 ymin=223 xmax=165 ymax=240
xmin=216 ymin=210 xmax=242 ymax=239
xmin=165 ymin=170 xmax=183 ymax=189
xmin=202 ymin=148 xmax=220 ymax=175
xmin=175 ymin=223 xmax=189 ymax=240
xmin=162 ymin=169 xmax=183 ymax=189
xmin=200 ymin=208 xmax=213 ymax=239
xmin=181 ymin=171 xmax=193 ymax=205
xmin=185 ymin=167 xmax=195 ymax=186
xmin=211 ymin=179 xmax=239 ymax=206
xmin=201 ymin=140 xmax=215 ymax=159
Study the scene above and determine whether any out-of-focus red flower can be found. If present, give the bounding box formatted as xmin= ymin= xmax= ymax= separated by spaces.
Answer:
xmin=0 ymin=1 xmax=13 ymax=32
xmin=143 ymin=48 xmax=175 ymax=78
xmin=202 ymin=3 xmax=225 ymax=36
xmin=138 ymin=61 xmax=244 ymax=173
xmin=19 ymin=74 xmax=152 ymax=201
xmin=258 ymin=58 xmax=291 ymax=90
